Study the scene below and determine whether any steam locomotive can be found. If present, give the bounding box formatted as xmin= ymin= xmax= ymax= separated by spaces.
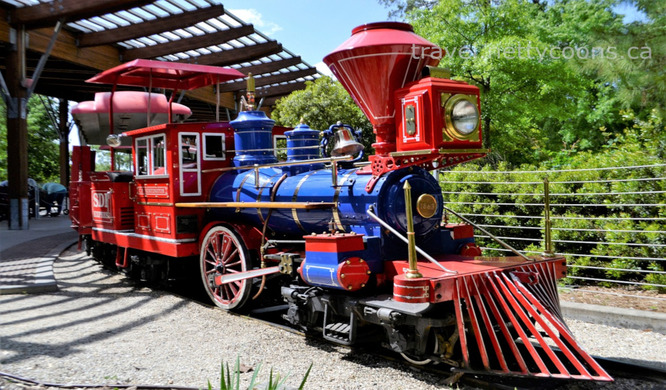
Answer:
xmin=69 ymin=22 xmax=611 ymax=381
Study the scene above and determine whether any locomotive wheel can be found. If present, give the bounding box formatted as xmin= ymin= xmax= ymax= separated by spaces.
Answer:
xmin=400 ymin=332 xmax=441 ymax=366
xmin=200 ymin=226 xmax=252 ymax=311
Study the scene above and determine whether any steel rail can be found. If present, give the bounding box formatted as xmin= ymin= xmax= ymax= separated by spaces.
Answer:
xmin=478 ymin=246 xmax=666 ymax=262
xmin=366 ymin=206 xmax=457 ymax=274
xmin=441 ymin=206 xmax=532 ymax=261
xmin=455 ymin=213 xmax=666 ymax=221
xmin=444 ymin=201 xmax=665 ymax=207
xmin=441 ymin=190 xmax=666 ymax=196
xmin=474 ymin=234 xmax=666 ymax=248
xmin=440 ymin=177 xmax=665 ymax=185
xmin=439 ymin=163 xmax=666 ymax=174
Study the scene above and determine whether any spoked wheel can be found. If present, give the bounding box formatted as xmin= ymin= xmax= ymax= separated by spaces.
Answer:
xmin=200 ymin=225 xmax=252 ymax=311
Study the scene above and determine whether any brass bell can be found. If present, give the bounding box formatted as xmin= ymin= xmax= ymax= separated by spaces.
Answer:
xmin=331 ymin=126 xmax=364 ymax=156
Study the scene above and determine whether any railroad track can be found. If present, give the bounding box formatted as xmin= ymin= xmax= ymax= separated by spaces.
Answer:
xmin=237 ymin=302 xmax=666 ymax=390
xmin=166 ymin=276 xmax=666 ymax=390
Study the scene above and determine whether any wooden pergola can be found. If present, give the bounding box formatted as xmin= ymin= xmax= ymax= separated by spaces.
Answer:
xmin=0 ymin=0 xmax=319 ymax=229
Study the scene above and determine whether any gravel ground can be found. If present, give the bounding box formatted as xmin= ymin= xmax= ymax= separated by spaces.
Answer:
xmin=1 ymin=248 xmax=665 ymax=390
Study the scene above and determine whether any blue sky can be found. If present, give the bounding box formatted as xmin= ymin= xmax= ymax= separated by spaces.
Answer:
xmin=220 ymin=0 xmax=391 ymax=75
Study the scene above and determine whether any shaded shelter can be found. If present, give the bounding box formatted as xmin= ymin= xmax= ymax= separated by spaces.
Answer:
xmin=0 ymin=0 xmax=319 ymax=229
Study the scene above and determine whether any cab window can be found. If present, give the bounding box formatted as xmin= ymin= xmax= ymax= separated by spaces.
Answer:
xmin=203 ymin=133 xmax=226 ymax=161
xmin=135 ymin=134 xmax=167 ymax=177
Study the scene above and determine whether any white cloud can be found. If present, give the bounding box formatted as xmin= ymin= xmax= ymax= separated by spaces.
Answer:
xmin=229 ymin=9 xmax=282 ymax=36
xmin=315 ymin=62 xmax=335 ymax=79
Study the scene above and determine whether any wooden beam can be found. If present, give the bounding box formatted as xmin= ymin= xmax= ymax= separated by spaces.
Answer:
xmin=217 ymin=68 xmax=316 ymax=92
xmin=10 ymin=0 xmax=154 ymax=29
xmin=122 ymin=25 xmax=255 ymax=61
xmin=0 ymin=14 xmax=121 ymax=72
xmin=184 ymin=88 xmax=236 ymax=110
xmin=237 ymin=56 xmax=302 ymax=76
xmin=78 ymin=5 xmax=225 ymax=47
xmin=185 ymin=41 xmax=282 ymax=66
xmin=260 ymin=95 xmax=285 ymax=107
xmin=256 ymin=81 xmax=307 ymax=97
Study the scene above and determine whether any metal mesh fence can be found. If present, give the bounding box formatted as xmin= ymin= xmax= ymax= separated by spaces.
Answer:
xmin=439 ymin=164 xmax=666 ymax=292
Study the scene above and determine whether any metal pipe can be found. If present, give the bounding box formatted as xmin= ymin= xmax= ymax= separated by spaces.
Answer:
xmin=543 ymin=177 xmax=554 ymax=257
xmin=366 ymin=206 xmax=457 ymax=274
xmin=403 ymin=180 xmax=422 ymax=278
xmin=202 ymin=155 xmax=353 ymax=173
xmin=331 ymin=158 xmax=338 ymax=187
xmin=27 ymin=20 xmax=62 ymax=97
xmin=441 ymin=205 xmax=532 ymax=261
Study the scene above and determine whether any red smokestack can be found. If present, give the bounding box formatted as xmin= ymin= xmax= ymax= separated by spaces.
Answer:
xmin=323 ymin=22 xmax=440 ymax=156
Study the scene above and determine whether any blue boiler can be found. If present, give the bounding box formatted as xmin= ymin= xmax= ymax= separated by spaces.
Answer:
xmin=209 ymin=165 xmax=444 ymax=239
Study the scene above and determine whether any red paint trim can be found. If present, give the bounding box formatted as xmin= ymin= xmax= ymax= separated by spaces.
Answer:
xmin=304 ymin=233 xmax=365 ymax=253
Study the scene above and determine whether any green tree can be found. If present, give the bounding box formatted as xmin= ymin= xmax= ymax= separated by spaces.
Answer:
xmin=0 ymin=95 xmax=61 ymax=183
xmin=584 ymin=0 xmax=666 ymax=119
xmin=270 ymin=76 xmax=373 ymax=155
xmin=379 ymin=0 xmax=663 ymax=166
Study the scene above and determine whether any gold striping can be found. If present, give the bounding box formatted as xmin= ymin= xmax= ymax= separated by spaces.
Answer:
xmin=292 ymin=171 xmax=317 ymax=233
xmin=176 ymin=202 xmax=336 ymax=209
xmin=332 ymin=172 xmax=354 ymax=231
xmin=235 ymin=173 xmax=253 ymax=212
xmin=255 ymin=171 xmax=274 ymax=224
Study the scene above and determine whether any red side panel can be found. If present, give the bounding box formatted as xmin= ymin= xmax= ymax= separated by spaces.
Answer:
xmin=304 ymin=232 xmax=365 ymax=253
xmin=90 ymin=173 xmax=134 ymax=231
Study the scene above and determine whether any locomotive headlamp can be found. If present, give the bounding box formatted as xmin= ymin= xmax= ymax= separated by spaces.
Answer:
xmin=451 ymin=99 xmax=479 ymax=135
xmin=443 ymin=94 xmax=480 ymax=141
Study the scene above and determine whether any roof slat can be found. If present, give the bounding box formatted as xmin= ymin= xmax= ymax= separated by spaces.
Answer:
xmin=185 ymin=41 xmax=282 ymax=67
xmin=256 ymin=81 xmax=308 ymax=98
xmin=123 ymin=24 xmax=254 ymax=60
xmin=78 ymin=6 xmax=224 ymax=47
xmin=236 ymin=56 xmax=303 ymax=77
xmin=10 ymin=0 xmax=154 ymax=29
xmin=218 ymin=68 xmax=317 ymax=92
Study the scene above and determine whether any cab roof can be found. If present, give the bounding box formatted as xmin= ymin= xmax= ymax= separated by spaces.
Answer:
xmin=86 ymin=59 xmax=245 ymax=91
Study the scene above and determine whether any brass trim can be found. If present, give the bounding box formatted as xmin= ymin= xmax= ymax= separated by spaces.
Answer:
xmin=235 ymin=172 xmax=253 ymax=213
xmin=404 ymin=104 xmax=416 ymax=136
xmin=137 ymin=202 xmax=174 ymax=207
xmin=389 ymin=149 xmax=434 ymax=157
xmin=332 ymin=172 xmax=354 ymax=231
xmin=292 ymin=171 xmax=317 ymax=233
xmin=176 ymin=201 xmax=336 ymax=209
xmin=438 ymin=148 xmax=489 ymax=154
xmin=403 ymin=181 xmax=422 ymax=278
xmin=255 ymin=171 xmax=276 ymax=224
xmin=442 ymin=93 xmax=480 ymax=141
xmin=416 ymin=194 xmax=438 ymax=219
xmin=202 ymin=155 xmax=354 ymax=173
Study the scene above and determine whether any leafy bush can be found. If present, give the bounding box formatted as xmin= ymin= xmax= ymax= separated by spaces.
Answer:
xmin=440 ymin=116 xmax=665 ymax=290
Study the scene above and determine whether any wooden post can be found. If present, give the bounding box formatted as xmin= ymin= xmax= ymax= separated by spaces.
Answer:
xmin=59 ymin=98 xmax=70 ymax=186
xmin=6 ymin=25 xmax=29 ymax=229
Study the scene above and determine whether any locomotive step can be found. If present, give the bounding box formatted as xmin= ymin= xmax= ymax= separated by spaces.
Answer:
xmin=322 ymin=304 xmax=357 ymax=346
xmin=325 ymin=322 xmax=351 ymax=335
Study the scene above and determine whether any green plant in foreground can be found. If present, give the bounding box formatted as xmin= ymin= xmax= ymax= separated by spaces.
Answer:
xmin=208 ymin=356 xmax=312 ymax=390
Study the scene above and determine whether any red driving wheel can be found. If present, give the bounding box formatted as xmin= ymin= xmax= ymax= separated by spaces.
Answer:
xmin=200 ymin=225 xmax=252 ymax=310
